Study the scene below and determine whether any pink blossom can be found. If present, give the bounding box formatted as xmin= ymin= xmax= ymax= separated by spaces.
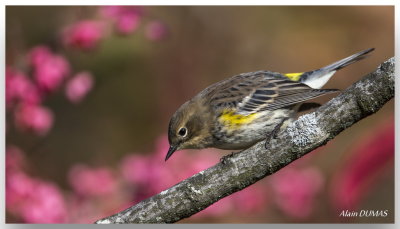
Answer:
xmin=14 ymin=104 xmax=54 ymax=136
xmin=33 ymin=54 xmax=70 ymax=93
xmin=68 ymin=164 xmax=117 ymax=197
xmin=66 ymin=195 xmax=99 ymax=223
xmin=331 ymin=118 xmax=394 ymax=210
xmin=115 ymin=13 xmax=140 ymax=35
xmin=6 ymin=147 xmax=68 ymax=224
xmin=126 ymin=136 xmax=178 ymax=192
xmin=121 ymin=154 xmax=152 ymax=185
xmin=26 ymin=46 xmax=71 ymax=93
xmin=231 ymin=184 xmax=269 ymax=214
xmin=121 ymin=152 xmax=176 ymax=199
xmin=62 ymin=20 xmax=104 ymax=50
xmin=271 ymin=167 xmax=324 ymax=219
xmin=6 ymin=171 xmax=36 ymax=214
xmin=6 ymin=67 xmax=41 ymax=106
xmin=27 ymin=45 xmax=52 ymax=67
xmin=65 ymin=71 xmax=94 ymax=103
xmin=145 ymin=21 xmax=168 ymax=41
xmin=195 ymin=195 xmax=234 ymax=218
xmin=197 ymin=183 xmax=269 ymax=218
xmin=20 ymin=181 xmax=68 ymax=223
xmin=100 ymin=6 xmax=143 ymax=35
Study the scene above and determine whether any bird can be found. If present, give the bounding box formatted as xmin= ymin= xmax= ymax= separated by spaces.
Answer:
xmin=165 ymin=48 xmax=375 ymax=161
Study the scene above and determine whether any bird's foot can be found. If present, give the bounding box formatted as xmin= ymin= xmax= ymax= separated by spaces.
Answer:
xmin=265 ymin=117 xmax=289 ymax=149
xmin=220 ymin=151 xmax=239 ymax=165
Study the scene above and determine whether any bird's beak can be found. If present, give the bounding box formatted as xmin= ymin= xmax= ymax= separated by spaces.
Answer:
xmin=165 ymin=145 xmax=178 ymax=161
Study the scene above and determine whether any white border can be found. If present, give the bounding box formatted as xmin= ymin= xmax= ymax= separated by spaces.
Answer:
xmin=1 ymin=2 xmax=398 ymax=228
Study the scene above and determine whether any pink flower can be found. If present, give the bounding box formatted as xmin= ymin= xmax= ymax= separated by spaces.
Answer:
xmin=145 ymin=21 xmax=168 ymax=41
xmin=121 ymin=152 xmax=176 ymax=199
xmin=271 ymin=167 xmax=324 ymax=219
xmin=68 ymin=164 xmax=117 ymax=197
xmin=66 ymin=195 xmax=100 ymax=223
xmin=121 ymin=153 xmax=168 ymax=202
xmin=33 ymin=54 xmax=70 ymax=93
xmin=65 ymin=71 xmax=94 ymax=103
xmin=6 ymin=169 xmax=68 ymax=223
xmin=14 ymin=104 xmax=54 ymax=136
xmin=27 ymin=45 xmax=71 ymax=93
xmin=232 ymin=184 xmax=269 ymax=214
xmin=330 ymin=118 xmax=394 ymax=210
xmin=121 ymin=154 xmax=152 ymax=186
xmin=62 ymin=20 xmax=104 ymax=50
xmin=27 ymin=45 xmax=52 ymax=67
xmin=6 ymin=171 xmax=36 ymax=214
xmin=100 ymin=6 xmax=143 ymax=35
xmin=115 ymin=13 xmax=140 ymax=35
xmin=6 ymin=67 xmax=41 ymax=107
xmin=195 ymin=195 xmax=234 ymax=218
xmin=197 ymin=183 xmax=269 ymax=218
xmin=20 ymin=181 xmax=68 ymax=223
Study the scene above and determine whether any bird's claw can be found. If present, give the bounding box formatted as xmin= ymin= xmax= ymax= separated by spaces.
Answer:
xmin=265 ymin=117 xmax=289 ymax=149
xmin=220 ymin=151 xmax=238 ymax=165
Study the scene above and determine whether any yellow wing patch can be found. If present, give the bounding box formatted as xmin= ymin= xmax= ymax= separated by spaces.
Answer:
xmin=284 ymin=72 xmax=303 ymax=81
xmin=218 ymin=109 xmax=258 ymax=129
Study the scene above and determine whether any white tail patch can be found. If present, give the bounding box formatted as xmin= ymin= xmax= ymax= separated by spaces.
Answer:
xmin=303 ymin=71 xmax=336 ymax=89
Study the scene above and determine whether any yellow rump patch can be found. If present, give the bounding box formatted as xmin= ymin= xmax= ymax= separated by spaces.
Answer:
xmin=284 ymin=72 xmax=303 ymax=81
xmin=219 ymin=109 xmax=258 ymax=129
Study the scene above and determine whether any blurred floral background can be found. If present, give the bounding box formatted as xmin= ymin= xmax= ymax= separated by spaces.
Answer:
xmin=5 ymin=6 xmax=394 ymax=223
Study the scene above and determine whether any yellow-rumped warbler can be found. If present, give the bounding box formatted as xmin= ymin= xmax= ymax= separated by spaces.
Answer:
xmin=165 ymin=48 xmax=374 ymax=161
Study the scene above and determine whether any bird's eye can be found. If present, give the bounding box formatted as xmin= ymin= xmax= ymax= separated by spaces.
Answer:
xmin=178 ymin=127 xmax=187 ymax=137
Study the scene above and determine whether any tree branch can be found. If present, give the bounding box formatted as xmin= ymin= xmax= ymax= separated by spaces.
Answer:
xmin=95 ymin=57 xmax=395 ymax=224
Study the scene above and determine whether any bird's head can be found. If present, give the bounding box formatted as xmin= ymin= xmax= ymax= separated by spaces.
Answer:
xmin=165 ymin=100 xmax=212 ymax=161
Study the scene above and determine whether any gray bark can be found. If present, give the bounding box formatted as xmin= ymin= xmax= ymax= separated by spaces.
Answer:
xmin=95 ymin=57 xmax=394 ymax=224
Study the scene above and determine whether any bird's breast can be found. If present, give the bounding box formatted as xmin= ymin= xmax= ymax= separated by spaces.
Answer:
xmin=211 ymin=109 xmax=291 ymax=150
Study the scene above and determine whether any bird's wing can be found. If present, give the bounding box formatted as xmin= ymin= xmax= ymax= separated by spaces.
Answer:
xmin=207 ymin=71 xmax=338 ymax=115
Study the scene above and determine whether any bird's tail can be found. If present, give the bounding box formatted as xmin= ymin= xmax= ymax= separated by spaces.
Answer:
xmin=298 ymin=48 xmax=375 ymax=89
